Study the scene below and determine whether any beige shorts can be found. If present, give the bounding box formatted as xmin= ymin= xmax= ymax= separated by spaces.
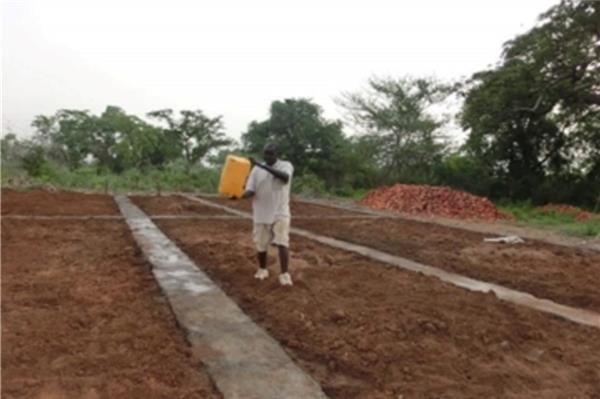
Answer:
xmin=253 ymin=219 xmax=290 ymax=252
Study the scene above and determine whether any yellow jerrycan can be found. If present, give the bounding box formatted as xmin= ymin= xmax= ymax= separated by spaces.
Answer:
xmin=218 ymin=155 xmax=251 ymax=198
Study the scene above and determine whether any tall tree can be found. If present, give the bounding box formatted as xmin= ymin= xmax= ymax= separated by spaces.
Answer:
xmin=461 ymin=0 xmax=599 ymax=201
xmin=241 ymin=98 xmax=348 ymax=186
xmin=1 ymin=133 xmax=18 ymax=162
xmin=147 ymin=109 xmax=231 ymax=172
xmin=95 ymin=106 xmax=178 ymax=172
xmin=339 ymin=77 xmax=450 ymax=184
xmin=46 ymin=110 xmax=95 ymax=169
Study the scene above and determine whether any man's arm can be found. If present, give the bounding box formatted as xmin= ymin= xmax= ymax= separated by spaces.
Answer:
xmin=241 ymin=190 xmax=255 ymax=199
xmin=250 ymin=158 xmax=290 ymax=184
xmin=230 ymin=189 xmax=254 ymax=200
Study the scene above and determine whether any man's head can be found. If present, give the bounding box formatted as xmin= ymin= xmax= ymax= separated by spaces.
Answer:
xmin=263 ymin=143 xmax=279 ymax=166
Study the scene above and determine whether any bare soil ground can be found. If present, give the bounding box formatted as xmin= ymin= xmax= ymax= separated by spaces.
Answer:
xmin=1 ymin=189 xmax=119 ymax=215
xmin=156 ymin=218 xmax=600 ymax=399
xmin=1 ymin=218 xmax=221 ymax=399
xmin=292 ymin=217 xmax=600 ymax=313
xmin=197 ymin=195 xmax=600 ymax=312
xmin=130 ymin=195 xmax=228 ymax=215
xmin=302 ymin=197 xmax=600 ymax=251
xmin=198 ymin=195 xmax=364 ymax=217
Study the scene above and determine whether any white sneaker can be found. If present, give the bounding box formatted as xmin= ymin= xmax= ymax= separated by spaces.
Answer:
xmin=279 ymin=272 xmax=293 ymax=286
xmin=254 ymin=268 xmax=269 ymax=280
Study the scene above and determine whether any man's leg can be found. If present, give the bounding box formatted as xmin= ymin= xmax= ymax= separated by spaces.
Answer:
xmin=272 ymin=219 xmax=292 ymax=285
xmin=257 ymin=251 xmax=268 ymax=269
xmin=253 ymin=224 xmax=270 ymax=280
xmin=277 ymin=245 xmax=289 ymax=274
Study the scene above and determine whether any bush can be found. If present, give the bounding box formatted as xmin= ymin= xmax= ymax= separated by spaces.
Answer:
xmin=497 ymin=200 xmax=600 ymax=237
xmin=292 ymin=173 xmax=327 ymax=196
xmin=21 ymin=146 xmax=47 ymax=177
xmin=434 ymin=153 xmax=494 ymax=197
xmin=8 ymin=159 xmax=221 ymax=194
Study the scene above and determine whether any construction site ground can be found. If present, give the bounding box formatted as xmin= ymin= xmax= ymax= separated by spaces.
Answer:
xmin=2 ymin=189 xmax=600 ymax=398
xmin=198 ymin=196 xmax=600 ymax=312
xmin=1 ymin=191 xmax=221 ymax=399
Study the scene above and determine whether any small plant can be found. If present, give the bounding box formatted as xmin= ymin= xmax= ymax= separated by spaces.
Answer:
xmin=21 ymin=146 xmax=47 ymax=177
xmin=293 ymin=174 xmax=327 ymax=197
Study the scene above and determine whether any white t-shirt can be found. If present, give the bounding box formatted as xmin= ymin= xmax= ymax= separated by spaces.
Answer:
xmin=245 ymin=159 xmax=294 ymax=224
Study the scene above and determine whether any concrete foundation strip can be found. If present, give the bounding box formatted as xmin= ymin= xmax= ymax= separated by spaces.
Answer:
xmin=151 ymin=215 xmax=374 ymax=220
xmin=150 ymin=214 xmax=246 ymax=220
xmin=183 ymin=194 xmax=600 ymax=329
xmin=296 ymin=197 xmax=600 ymax=253
xmin=1 ymin=214 xmax=379 ymax=221
xmin=114 ymin=195 xmax=328 ymax=399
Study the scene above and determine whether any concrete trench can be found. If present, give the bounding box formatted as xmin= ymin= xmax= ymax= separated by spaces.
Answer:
xmin=114 ymin=195 xmax=328 ymax=399
xmin=182 ymin=194 xmax=600 ymax=329
xmin=1 ymin=214 xmax=380 ymax=221
xmin=296 ymin=197 xmax=600 ymax=253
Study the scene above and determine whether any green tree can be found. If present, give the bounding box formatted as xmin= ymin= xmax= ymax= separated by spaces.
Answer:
xmin=21 ymin=144 xmax=47 ymax=177
xmin=461 ymin=0 xmax=599 ymax=202
xmin=32 ymin=110 xmax=95 ymax=169
xmin=94 ymin=106 xmax=178 ymax=172
xmin=91 ymin=106 xmax=126 ymax=172
xmin=434 ymin=152 xmax=495 ymax=197
xmin=117 ymin=122 xmax=179 ymax=171
xmin=147 ymin=109 xmax=231 ymax=172
xmin=31 ymin=114 xmax=67 ymax=164
xmin=241 ymin=98 xmax=349 ymax=187
xmin=1 ymin=133 xmax=18 ymax=162
xmin=339 ymin=77 xmax=450 ymax=184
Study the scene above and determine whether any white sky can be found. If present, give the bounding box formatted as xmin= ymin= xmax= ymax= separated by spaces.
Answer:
xmin=2 ymin=0 xmax=559 ymax=143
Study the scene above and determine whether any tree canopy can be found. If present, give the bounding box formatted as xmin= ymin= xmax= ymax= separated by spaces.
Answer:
xmin=242 ymin=98 xmax=351 ymax=187
xmin=461 ymin=0 xmax=599 ymax=202
xmin=27 ymin=106 xmax=229 ymax=174
xmin=339 ymin=77 xmax=450 ymax=184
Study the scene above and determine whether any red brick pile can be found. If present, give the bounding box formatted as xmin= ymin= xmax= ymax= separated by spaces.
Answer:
xmin=360 ymin=184 xmax=507 ymax=221
xmin=535 ymin=204 xmax=595 ymax=221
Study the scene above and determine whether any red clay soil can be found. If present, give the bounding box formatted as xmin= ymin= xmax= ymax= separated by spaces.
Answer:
xmin=199 ymin=196 xmax=364 ymax=217
xmin=156 ymin=218 xmax=600 ymax=399
xmin=130 ymin=195 xmax=228 ymax=215
xmin=293 ymin=217 xmax=600 ymax=313
xmin=1 ymin=189 xmax=118 ymax=215
xmin=360 ymin=184 xmax=508 ymax=221
xmin=198 ymin=197 xmax=600 ymax=312
xmin=1 ymin=219 xmax=221 ymax=399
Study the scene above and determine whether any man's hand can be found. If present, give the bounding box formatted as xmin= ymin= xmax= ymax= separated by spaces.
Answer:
xmin=229 ymin=195 xmax=238 ymax=200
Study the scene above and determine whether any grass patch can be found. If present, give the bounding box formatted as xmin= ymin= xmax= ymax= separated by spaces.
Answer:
xmin=498 ymin=201 xmax=600 ymax=237
xmin=1 ymin=162 xmax=220 ymax=194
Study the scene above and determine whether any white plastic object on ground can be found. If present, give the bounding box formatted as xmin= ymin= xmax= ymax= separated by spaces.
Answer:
xmin=483 ymin=235 xmax=525 ymax=244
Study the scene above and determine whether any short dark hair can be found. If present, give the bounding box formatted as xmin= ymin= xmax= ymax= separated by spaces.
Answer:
xmin=263 ymin=143 xmax=279 ymax=154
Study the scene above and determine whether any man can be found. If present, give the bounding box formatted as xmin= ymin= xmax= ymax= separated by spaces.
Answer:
xmin=237 ymin=143 xmax=294 ymax=286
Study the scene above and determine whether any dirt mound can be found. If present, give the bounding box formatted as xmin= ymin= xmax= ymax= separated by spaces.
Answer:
xmin=360 ymin=184 xmax=506 ymax=221
xmin=535 ymin=203 xmax=596 ymax=221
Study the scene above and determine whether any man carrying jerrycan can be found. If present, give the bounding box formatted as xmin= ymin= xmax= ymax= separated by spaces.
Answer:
xmin=233 ymin=143 xmax=294 ymax=286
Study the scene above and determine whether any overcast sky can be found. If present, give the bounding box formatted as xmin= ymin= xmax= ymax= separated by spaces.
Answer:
xmin=2 ymin=0 xmax=559 ymax=142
